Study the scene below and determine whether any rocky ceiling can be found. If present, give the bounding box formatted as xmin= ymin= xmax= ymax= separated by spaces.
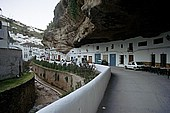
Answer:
xmin=43 ymin=0 xmax=170 ymax=53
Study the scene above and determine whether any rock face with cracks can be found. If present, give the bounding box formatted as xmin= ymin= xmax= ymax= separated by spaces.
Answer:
xmin=43 ymin=0 xmax=170 ymax=53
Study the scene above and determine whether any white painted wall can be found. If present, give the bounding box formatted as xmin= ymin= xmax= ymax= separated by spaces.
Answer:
xmin=36 ymin=64 xmax=111 ymax=113
xmin=68 ymin=31 xmax=170 ymax=66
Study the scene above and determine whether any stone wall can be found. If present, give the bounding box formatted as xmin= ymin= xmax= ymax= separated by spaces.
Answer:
xmin=0 ymin=77 xmax=35 ymax=113
xmin=0 ymin=48 xmax=23 ymax=81
xmin=32 ymin=63 xmax=84 ymax=92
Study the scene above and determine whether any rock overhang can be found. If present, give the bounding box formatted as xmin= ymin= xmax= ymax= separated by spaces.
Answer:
xmin=43 ymin=0 xmax=170 ymax=53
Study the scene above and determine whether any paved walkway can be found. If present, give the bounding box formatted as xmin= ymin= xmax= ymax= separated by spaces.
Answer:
xmin=97 ymin=67 xmax=170 ymax=113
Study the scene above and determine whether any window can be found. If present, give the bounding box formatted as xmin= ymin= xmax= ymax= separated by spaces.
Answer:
xmin=128 ymin=43 xmax=133 ymax=52
xmin=153 ymin=38 xmax=163 ymax=44
xmin=166 ymin=34 xmax=170 ymax=41
xmin=120 ymin=44 xmax=123 ymax=48
xmin=96 ymin=46 xmax=99 ymax=50
xmin=119 ymin=55 xmax=124 ymax=64
xmin=138 ymin=41 xmax=147 ymax=46
xmin=106 ymin=47 xmax=108 ymax=51
xmin=111 ymin=44 xmax=114 ymax=49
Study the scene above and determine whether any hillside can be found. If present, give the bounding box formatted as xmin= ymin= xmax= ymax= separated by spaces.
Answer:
xmin=0 ymin=15 xmax=44 ymax=48
xmin=0 ymin=15 xmax=44 ymax=39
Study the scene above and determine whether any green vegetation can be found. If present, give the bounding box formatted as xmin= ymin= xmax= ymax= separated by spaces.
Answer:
xmin=0 ymin=72 xmax=34 ymax=93
xmin=68 ymin=0 xmax=79 ymax=20
xmin=33 ymin=60 xmax=99 ymax=84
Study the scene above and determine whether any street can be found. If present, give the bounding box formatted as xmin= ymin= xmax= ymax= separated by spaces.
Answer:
xmin=97 ymin=67 xmax=170 ymax=113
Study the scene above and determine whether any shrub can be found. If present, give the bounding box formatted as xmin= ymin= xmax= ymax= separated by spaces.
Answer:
xmin=32 ymin=60 xmax=99 ymax=84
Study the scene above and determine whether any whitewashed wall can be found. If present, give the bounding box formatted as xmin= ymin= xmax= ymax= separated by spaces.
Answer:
xmin=68 ymin=31 xmax=170 ymax=66
xmin=37 ymin=64 xmax=111 ymax=113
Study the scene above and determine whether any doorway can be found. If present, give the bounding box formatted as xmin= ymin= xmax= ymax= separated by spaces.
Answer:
xmin=151 ymin=54 xmax=155 ymax=66
xmin=88 ymin=56 xmax=92 ymax=63
xmin=95 ymin=54 xmax=101 ymax=64
xmin=110 ymin=54 xmax=116 ymax=66
xmin=160 ymin=53 xmax=167 ymax=67
xmin=129 ymin=55 xmax=134 ymax=62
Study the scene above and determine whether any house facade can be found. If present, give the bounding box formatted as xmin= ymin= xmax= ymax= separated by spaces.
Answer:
xmin=67 ymin=31 xmax=170 ymax=67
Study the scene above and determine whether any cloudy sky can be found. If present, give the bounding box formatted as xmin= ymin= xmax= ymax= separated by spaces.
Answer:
xmin=0 ymin=0 xmax=60 ymax=30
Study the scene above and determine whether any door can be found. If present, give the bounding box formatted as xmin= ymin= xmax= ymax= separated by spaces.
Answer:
xmin=129 ymin=55 xmax=134 ymax=62
xmin=95 ymin=54 xmax=101 ymax=64
xmin=151 ymin=54 xmax=155 ymax=66
xmin=103 ymin=55 xmax=108 ymax=62
xmin=58 ymin=55 xmax=61 ymax=61
xmin=160 ymin=54 xmax=167 ymax=67
xmin=128 ymin=43 xmax=133 ymax=52
xmin=110 ymin=54 xmax=116 ymax=66
xmin=88 ymin=56 xmax=92 ymax=63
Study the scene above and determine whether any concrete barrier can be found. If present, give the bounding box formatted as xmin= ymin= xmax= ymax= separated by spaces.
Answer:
xmin=37 ymin=64 xmax=111 ymax=113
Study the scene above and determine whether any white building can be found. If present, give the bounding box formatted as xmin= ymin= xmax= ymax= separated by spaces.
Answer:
xmin=10 ymin=43 xmax=46 ymax=61
xmin=68 ymin=31 xmax=170 ymax=67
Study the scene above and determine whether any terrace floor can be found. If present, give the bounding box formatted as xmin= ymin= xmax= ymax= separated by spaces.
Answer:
xmin=97 ymin=67 xmax=170 ymax=113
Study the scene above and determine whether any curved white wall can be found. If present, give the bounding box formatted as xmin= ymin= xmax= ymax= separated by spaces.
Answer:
xmin=37 ymin=64 xmax=111 ymax=113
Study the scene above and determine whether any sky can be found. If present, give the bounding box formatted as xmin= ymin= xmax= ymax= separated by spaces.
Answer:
xmin=0 ymin=0 xmax=60 ymax=30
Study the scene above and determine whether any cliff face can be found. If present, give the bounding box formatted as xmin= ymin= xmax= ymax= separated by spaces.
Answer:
xmin=43 ymin=0 xmax=170 ymax=53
